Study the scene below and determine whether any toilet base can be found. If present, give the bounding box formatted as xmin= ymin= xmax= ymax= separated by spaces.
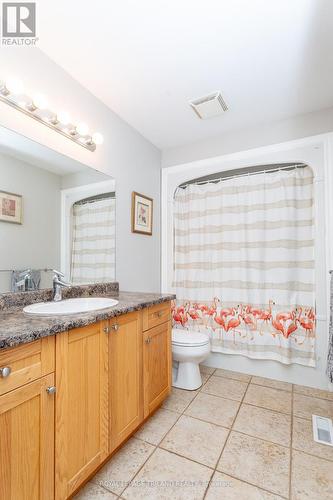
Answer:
xmin=172 ymin=361 xmax=203 ymax=391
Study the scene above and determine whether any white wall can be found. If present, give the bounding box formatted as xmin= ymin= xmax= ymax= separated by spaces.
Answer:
xmin=0 ymin=47 xmax=161 ymax=292
xmin=0 ymin=152 xmax=61 ymax=291
xmin=162 ymin=106 xmax=333 ymax=167
xmin=162 ymin=134 xmax=333 ymax=390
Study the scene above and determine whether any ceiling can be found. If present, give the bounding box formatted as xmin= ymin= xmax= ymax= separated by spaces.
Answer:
xmin=39 ymin=0 xmax=333 ymax=150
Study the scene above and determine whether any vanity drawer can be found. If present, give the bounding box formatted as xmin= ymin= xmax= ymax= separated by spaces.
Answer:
xmin=142 ymin=301 xmax=171 ymax=331
xmin=0 ymin=337 xmax=55 ymax=396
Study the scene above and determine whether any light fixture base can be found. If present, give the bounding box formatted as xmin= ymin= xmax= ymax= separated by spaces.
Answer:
xmin=0 ymin=94 xmax=96 ymax=152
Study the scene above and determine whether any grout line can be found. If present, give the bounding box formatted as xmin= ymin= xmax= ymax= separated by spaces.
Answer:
xmin=116 ymin=443 xmax=159 ymax=497
xmin=293 ymin=390 xmax=333 ymax=403
xmin=227 ymin=428 xmax=291 ymax=450
xmin=118 ymin=378 xmax=208 ymax=498
xmin=212 ymin=374 xmax=251 ymax=383
xmin=208 ymin=471 xmax=289 ymax=500
xmin=293 ymin=385 xmax=333 ymax=402
xmin=201 ymin=387 xmax=245 ymax=404
xmin=181 ymin=412 xmax=234 ymax=430
xmin=290 ymin=447 xmax=333 ymax=464
xmin=237 ymin=399 xmax=292 ymax=417
xmin=292 ymin=413 xmax=316 ymax=423
xmin=157 ymin=387 xmax=203 ymax=446
xmin=157 ymin=446 xmax=216 ymax=471
xmin=201 ymin=383 xmax=292 ymax=416
xmin=136 ymin=369 xmax=215 ymax=449
xmin=250 ymin=381 xmax=293 ymax=393
xmin=202 ymin=376 xmax=252 ymax=499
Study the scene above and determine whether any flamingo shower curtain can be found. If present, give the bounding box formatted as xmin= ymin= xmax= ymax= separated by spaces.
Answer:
xmin=173 ymin=166 xmax=316 ymax=366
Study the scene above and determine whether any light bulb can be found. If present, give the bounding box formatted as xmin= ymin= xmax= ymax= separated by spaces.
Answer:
xmin=57 ymin=111 xmax=70 ymax=125
xmin=33 ymin=94 xmax=48 ymax=109
xmin=92 ymin=132 xmax=104 ymax=145
xmin=5 ymin=77 xmax=24 ymax=94
xmin=76 ymin=122 xmax=89 ymax=135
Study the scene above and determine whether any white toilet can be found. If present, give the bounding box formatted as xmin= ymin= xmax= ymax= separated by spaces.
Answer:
xmin=172 ymin=329 xmax=210 ymax=390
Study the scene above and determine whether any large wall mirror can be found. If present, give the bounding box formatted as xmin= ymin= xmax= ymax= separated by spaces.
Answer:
xmin=0 ymin=127 xmax=115 ymax=293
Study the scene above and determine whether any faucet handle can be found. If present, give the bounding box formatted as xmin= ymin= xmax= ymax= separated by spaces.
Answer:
xmin=52 ymin=269 xmax=65 ymax=278
xmin=18 ymin=268 xmax=31 ymax=277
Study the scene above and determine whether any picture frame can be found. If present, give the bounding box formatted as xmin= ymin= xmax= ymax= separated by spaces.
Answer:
xmin=0 ymin=190 xmax=23 ymax=224
xmin=131 ymin=191 xmax=153 ymax=235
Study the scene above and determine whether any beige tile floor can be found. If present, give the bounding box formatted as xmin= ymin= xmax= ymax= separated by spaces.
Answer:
xmin=75 ymin=367 xmax=333 ymax=500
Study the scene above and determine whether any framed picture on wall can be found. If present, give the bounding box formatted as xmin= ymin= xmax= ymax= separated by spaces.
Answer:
xmin=131 ymin=191 xmax=153 ymax=235
xmin=0 ymin=191 xmax=23 ymax=224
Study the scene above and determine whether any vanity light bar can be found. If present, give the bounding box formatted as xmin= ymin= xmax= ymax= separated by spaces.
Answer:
xmin=0 ymin=79 xmax=104 ymax=152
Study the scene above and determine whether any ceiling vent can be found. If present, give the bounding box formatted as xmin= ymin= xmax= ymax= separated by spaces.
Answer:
xmin=189 ymin=91 xmax=228 ymax=119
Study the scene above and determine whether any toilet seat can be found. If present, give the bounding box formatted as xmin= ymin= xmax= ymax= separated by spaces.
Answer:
xmin=172 ymin=329 xmax=209 ymax=347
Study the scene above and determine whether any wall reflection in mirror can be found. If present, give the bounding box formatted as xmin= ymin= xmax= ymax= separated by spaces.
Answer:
xmin=0 ymin=128 xmax=116 ymax=293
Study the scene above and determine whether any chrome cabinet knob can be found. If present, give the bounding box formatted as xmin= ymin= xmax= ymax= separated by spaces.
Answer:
xmin=111 ymin=324 xmax=119 ymax=331
xmin=46 ymin=386 xmax=56 ymax=394
xmin=145 ymin=337 xmax=151 ymax=344
xmin=156 ymin=311 xmax=163 ymax=318
xmin=0 ymin=366 xmax=11 ymax=378
xmin=103 ymin=326 xmax=110 ymax=334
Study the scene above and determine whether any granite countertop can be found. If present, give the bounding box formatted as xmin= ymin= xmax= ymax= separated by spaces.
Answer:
xmin=0 ymin=291 xmax=175 ymax=350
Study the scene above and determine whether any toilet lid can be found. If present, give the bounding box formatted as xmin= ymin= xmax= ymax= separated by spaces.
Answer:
xmin=172 ymin=329 xmax=209 ymax=347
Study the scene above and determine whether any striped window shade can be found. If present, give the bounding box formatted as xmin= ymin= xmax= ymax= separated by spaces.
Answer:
xmin=70 ymin=196 xmax=116 ymax=284
xmin=173 ymin=166 xmax=316 ymax=367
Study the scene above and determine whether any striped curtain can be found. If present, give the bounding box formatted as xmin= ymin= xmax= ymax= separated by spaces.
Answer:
xmin=71 ymin=197 xmax=116 ymax=284
xmin=173 ymin=167 xmax=316 ymax=366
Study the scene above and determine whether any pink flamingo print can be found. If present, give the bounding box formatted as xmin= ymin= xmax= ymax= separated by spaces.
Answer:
xmin=220 ymin=306 xmax=236 ymax=318
xmin=203 ymin=297 xmax=220 ymax=328
xmin=225 ymin=315 xmax=242 ymax=344
xmin=173 ymin=303 xmax=189 ymax=327
xmin=272 ymin=316 xmax=285 ymax=347
xmin=259 ymin=300 xmax=274 ymax=322
xmin=296 ymin=307 xmax=314 ymax=345
xmin=307 ymin=307 xmax=315 ymax=321
xmin=194 ymin=303 xmax=209 ymax=314
xmin=285 ymin=320 xmax=298 ymax=338
xmin=213 ymin=310 xmax=226 ymax=342
xmin=240 ymin=313 xmax=256 ymax=340
xmin=258 ymin=300 xmax=274 ymax=335
xmin=276 ymin=310 xmax=295 ymax=322
xmin=187 ymin=307 xmax=200 ymax=321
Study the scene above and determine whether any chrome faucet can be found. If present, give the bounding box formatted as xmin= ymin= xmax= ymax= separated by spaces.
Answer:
xmin=52 ymin=269 xmax=71 ymax=302
xmin=16 ymin=269 xmax=32 ymax=291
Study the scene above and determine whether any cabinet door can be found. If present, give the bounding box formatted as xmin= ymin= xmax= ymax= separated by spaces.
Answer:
xmin=55 ymin=323 xmax=108 ymax=500
xmin=109 ymin=312 xmax=143 ymax=452
xmin=143 ymin=321 xmax=172 ymax=418
xmin=0 ymin=373 xmax=55 ymax=500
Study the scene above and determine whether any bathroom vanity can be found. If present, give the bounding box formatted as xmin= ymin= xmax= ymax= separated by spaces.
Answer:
xmin=0 ymin=124 xmax=171 ymax=499
xmin=0 ymin=289 xmax=174 ymax=500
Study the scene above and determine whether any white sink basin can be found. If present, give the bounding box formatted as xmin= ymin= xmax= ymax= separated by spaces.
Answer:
xmin=23 ymin=297 xmax=119 ymax=316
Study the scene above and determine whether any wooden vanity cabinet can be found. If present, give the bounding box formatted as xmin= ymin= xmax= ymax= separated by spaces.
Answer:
xmin=143 ymin=320 xmax=172 ymax=417
xmin=108 ymin=311 xmax=143 ymax=452
xmin=0 ymin=301 xmax=172 ymax=500
xmin=0 ymin=373 xmax=55 ymax=500
xmin=0 ymin=337 xmax=55 ymax=500
xmin=55 ymin=322 xmax=109 ymax=500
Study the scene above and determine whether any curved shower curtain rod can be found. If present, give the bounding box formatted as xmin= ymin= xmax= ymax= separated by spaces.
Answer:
xmin=179 ymin=162 xmax=307 ymax=189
